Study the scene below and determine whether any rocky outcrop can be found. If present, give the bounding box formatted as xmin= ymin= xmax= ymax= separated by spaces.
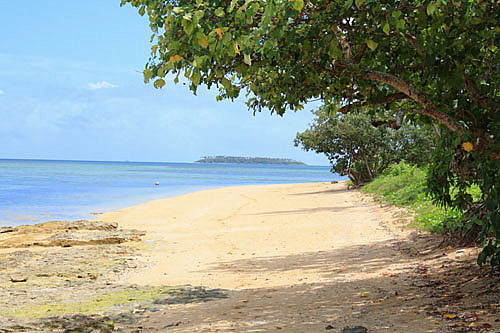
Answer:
xmin=0 ymin=220 xmax=144 ymax=248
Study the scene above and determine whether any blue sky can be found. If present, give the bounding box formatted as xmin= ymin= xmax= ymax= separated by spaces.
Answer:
xmin=0 ymin=1 xmax=328 ymax=165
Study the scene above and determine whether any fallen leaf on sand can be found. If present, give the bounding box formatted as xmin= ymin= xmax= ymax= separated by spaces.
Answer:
xmin=443 ymin=314 xmax=457 ymax=319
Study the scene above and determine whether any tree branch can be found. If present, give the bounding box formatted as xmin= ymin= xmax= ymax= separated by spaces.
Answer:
xmin=361 ymin=69 xmax=465 ymax=133
xmin=354 ymin=44 xmax=367 ymax=64
xmin=333 ymin=26 xmax=352 ymax=62
xmin=338 ymin=92 xmax=407 ymax=114
xmin=463 ymin=75 xmax=500 ymax=112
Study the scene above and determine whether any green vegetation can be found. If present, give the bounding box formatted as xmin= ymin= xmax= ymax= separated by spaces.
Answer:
xmin=295 ymin=108 xmax=433 ymax=185
xmin=362 ymin=162 xmax=481 ymax=235
xmin=195 ymin=156 xmax=305 ymax=165
xmin=125 ymin=0 xmax=499 ymax=265
xmin=1 ymin=286 xmax=172 ymax=318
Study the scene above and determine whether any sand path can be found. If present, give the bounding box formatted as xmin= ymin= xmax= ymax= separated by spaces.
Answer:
xmin=98 ymin=182 xmax=441 ymax=332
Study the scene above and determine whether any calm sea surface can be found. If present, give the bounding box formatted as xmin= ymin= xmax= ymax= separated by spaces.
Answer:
xmin=0 ymin=159 xmax=341 ymax=226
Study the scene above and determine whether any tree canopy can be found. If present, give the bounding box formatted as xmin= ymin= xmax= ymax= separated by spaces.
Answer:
xmin=295 ymin=107 xmax=433 ymax=185
xmin=123 ymin=0 xmax=499 ymax=265
xmin=122 ymin=0 xmax=498 ymax=139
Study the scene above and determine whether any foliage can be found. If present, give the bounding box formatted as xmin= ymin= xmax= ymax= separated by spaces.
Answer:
xmin=427 ymin=131 xmax=500 ymax=266
xmin=294 ymin=107 xmax=433 ymax=185
xmin=362 ymin=162 xmax=463 ymax=234
xmin=121 ymin=0 xmax=498 ymax=135
xmin=123 ymin=0 xmax=500 ymax=265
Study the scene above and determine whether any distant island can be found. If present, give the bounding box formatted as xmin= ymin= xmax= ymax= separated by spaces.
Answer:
xmin=195 ymin=156 xmax=306 ymax=165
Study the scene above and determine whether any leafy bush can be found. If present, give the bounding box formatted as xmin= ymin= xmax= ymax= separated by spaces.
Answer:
xmin=427 ymin=132 xmax=500 ymax=266
xmin=362 ymin=162 xmax=464 ymax=234
xmin=295 ymin=108 xmax=433 ymax=185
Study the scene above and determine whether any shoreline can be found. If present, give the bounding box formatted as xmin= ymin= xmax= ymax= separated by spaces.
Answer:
xmin=0 ymin=158 xmax=336 ymax=228
xmin=1 ymin=181 xmax=498 ymax=332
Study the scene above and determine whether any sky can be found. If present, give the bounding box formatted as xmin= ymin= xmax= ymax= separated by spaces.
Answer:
xmin=0 ymin=1 xmax=329 ymax=165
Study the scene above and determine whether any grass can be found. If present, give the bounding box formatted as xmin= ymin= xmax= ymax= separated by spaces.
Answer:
xmin=361 ymin=162 xmax=463 ymax=233
xmin=1 ymin=286 xmax=173 ymax=318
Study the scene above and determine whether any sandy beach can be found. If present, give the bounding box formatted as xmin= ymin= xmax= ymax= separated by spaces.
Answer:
xmin=1 ymin=181 xmax=499 ymax=332
xmin=97 ymin=182 xmax=393 ymax=290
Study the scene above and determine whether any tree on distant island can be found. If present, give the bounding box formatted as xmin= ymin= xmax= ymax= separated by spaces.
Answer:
xmin=124 ymin=0 xmax=499 ymax=266
xmin=196 ymin=156 xmax=305 ymax=165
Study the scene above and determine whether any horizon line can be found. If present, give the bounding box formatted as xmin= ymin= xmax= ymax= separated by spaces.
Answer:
xmin=0 ymin=157 xmax=330 ymax=167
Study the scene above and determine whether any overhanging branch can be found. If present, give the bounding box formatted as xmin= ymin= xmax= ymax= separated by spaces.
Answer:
xmin=338 ymin=92 xmax=407 ymax=114
xmin=361 ymin=69 xmax=465 ymax=133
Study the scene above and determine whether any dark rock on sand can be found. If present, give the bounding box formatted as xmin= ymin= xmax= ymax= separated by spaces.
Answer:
xmin=341 ymin=326 xmax=368 ymax=333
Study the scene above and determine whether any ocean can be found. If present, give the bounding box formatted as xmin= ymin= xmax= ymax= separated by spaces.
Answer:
xmin=0 ymin=159 xmax=341 ymax=226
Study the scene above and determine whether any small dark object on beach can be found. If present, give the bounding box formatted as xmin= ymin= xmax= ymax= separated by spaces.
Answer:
xmin=10 ymin=276 xmax=28 ymax=283
xmin=325 ymin=324 xmax=335 ymax=330
xmin=341 ymin=326 xmax=367 ymax=333
xmin=0 ymin=227 xmax=14 ymax=234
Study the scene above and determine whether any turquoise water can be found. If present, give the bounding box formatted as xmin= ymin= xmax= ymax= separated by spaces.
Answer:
xmin=0 ymin=159 xmax=340 ymax=226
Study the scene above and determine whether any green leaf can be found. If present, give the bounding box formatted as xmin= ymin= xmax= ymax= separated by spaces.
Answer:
xmin=293 ymin=0 xmax=304 ymax=12
xmin=194 ymin=10 xmax=205 ymax=20
xmin=172 ymin=7 xmax=183 ymax=14
xmin=153 ymin=78 xmax=165 ymax=89
xmin=221 ymin=77 xmax=231 ymax=90
xmin=243 ymin=54 xmax=252 ymax=66
xmin=143 ymin=68 xmax=153 ymax=83
xmin=215 ymin=8 xmax=225 ymax=17
xmin=165 ymin=61 xmax=174 ymax=71
xmin=366 ymin=40 xmax=378 ymax=51
xmin=328 ymin=39 xmax=341 ymax=58
xmin=355 ymin=0 xmax=365 ymax=8
xmin=396 ymin=18 xmax=405 ymax=30
xmin=343 ymin=0 xmax=353 ymax=10
xmin=183 ymin=21 xmax=194 ymax=35
xmin=198 ymin=36 xmax=208 ymax=48
xmin=191 ymin=71 xmax=201 ymax=85
xmin=383 ymin=23 xmax=390 ymax=35
xmin=427 ymin=3 xmax=437 ymax=15
xmin=138 ymin=6 xmax=145 ymax=16
xmin=392 ymin=10 xmax=402 ymax=18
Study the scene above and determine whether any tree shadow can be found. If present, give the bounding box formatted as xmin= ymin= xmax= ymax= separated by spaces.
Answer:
xmin=245 ymin=206 xmax=357 ymax=216
xmin=202 ymin=238 xmax=411 ymax=277
xmin=132 ymin=234 xmax=500 ymax=332
xmin=289 ymin=187 xmax=350 ymax=196
xmin=153 ymin=286 xmax=229 ymax=305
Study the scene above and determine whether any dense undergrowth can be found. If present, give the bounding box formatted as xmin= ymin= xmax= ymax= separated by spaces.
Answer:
xmin=361 ymin=162 xmax=480 ymax=236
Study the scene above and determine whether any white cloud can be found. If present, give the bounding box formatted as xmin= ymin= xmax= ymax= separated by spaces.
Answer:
xmin=0 ymin=90 xmax=4 ymax=95
xmin=87 ymin=81 xmax=118 ymax=90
